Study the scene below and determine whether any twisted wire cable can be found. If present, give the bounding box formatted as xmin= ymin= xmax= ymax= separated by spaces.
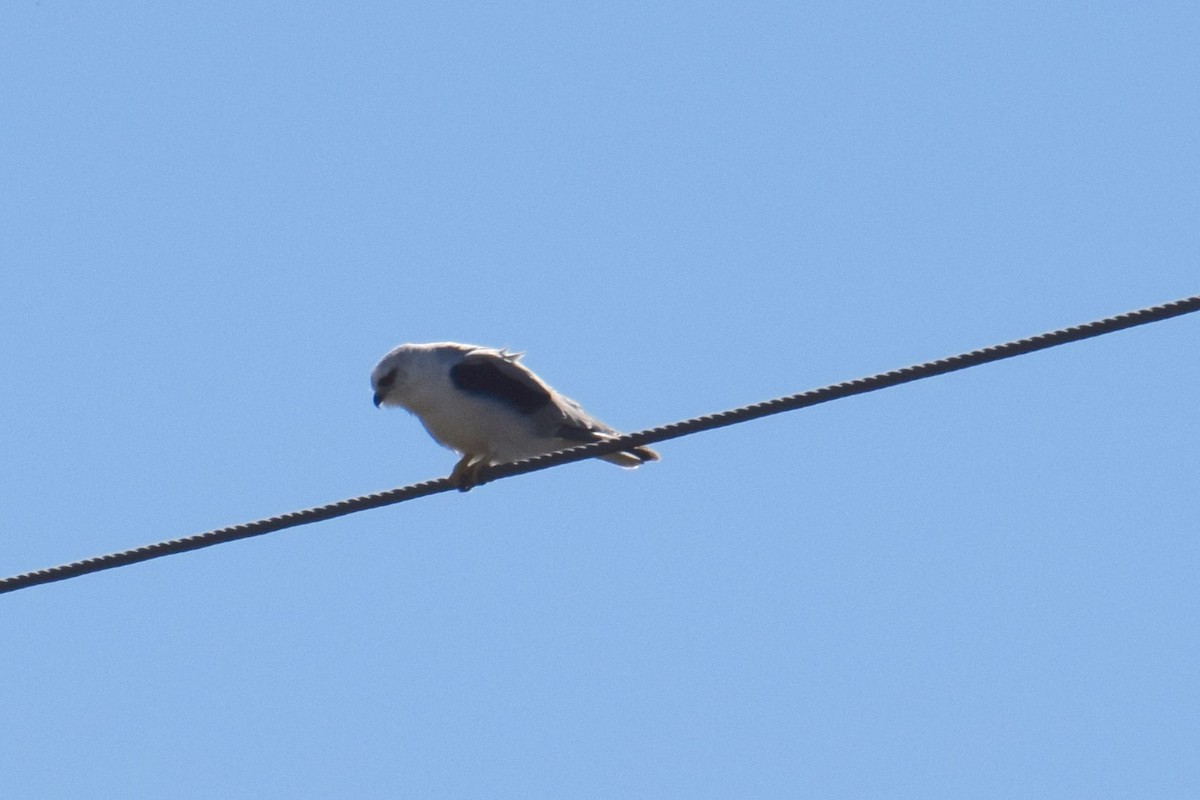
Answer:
xmin=3 ymin=293 xmax=1198 ymax=595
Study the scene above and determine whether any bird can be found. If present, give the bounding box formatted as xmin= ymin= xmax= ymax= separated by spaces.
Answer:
xmin=371 ymin=342 xmax=659 ymax=491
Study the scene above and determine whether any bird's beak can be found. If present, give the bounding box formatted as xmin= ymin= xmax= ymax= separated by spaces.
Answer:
xmin=373 ymin=391 xmax=384 ymax=408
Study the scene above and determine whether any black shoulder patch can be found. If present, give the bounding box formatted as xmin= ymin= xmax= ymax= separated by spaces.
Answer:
xmin=450 ymin=358 xmax=552 ymax=415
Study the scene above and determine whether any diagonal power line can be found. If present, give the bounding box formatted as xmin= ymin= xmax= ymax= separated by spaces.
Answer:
xmin=3 ymin=293 xmax=1198 ymax=596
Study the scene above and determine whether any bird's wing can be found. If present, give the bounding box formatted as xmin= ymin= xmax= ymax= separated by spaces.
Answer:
xmin=549 ymin=395 xmax=659 ymax=465
xmin=545 ymin=395 xmax=615 ymax=442
xmin=451 ymin=347 xmax=633 ymax=448
xmin=449 ymin=349 xmax=555 ymax=415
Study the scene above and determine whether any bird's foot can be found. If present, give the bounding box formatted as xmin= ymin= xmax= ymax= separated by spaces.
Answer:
xmin=449 ymin=455 xmax=488 ymax=492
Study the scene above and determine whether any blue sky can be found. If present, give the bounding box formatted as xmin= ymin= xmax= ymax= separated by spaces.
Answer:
xmin=2 ymin=2 xmax=1197 ymax=797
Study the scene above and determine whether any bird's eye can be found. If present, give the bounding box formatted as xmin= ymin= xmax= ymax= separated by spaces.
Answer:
xmin=377 ymin=369 xmax=397 ymax=389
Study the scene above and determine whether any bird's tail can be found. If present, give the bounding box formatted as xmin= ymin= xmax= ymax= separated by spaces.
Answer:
xmin=600 ymin=446 xmax=660 ymax=469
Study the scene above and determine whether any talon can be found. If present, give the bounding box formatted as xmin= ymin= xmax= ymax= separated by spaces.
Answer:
xmin=450 ymin=455 xmax=487 ymax=492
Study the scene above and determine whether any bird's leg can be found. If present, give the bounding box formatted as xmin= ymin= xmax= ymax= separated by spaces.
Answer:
xmin=449 ymin=454 xmax=488 ymax=492
xmin=449 ymin=455 xmax=474 ymax=491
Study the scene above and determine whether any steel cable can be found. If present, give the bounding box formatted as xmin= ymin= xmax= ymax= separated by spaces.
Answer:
xmin=3 ymin=293 xmax=1198 ymax=595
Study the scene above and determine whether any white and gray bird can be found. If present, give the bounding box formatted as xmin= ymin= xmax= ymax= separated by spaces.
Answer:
xmin=371 ymin=342 xmax=658 ymax=490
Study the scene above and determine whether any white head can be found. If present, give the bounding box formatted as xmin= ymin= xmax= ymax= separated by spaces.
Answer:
xmin=371 ymin=342 xmax=479 ymax=409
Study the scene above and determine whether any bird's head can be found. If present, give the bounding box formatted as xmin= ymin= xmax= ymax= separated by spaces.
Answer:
xmin=372 ymin=342 xmax=484 ymax=410
xmin=371 ymin=347 xmax=412 ymax=408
